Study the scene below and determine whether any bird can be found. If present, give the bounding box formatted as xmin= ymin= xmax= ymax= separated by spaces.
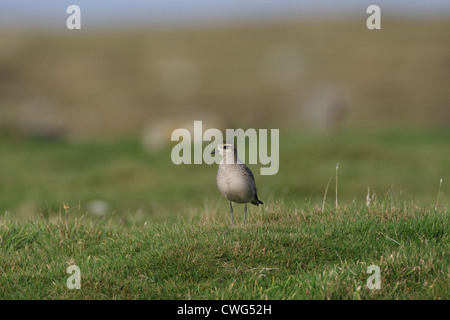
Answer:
xmin=211 ymin=141 xmax=263 ymax=226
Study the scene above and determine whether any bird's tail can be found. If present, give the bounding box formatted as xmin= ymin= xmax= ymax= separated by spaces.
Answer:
xmin=251 ymin=195 xmax=263 ymax=206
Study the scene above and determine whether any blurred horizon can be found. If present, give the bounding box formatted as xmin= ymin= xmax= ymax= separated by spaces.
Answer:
xmin=1 ymin=0 xmax=450 ymax=30
xmin=2 ymin=17 xmax=449 ymax=139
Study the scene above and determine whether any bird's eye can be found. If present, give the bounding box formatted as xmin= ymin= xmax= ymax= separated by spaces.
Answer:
xmin=223 ymin=145 xmax=227 ymax=149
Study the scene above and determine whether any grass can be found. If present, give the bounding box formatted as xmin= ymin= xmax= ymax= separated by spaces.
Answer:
xmin=0 ymin=128 xmax=448 ymax=220
xmin=0 ymin=131 xmax=450 ymax=299
xmin=0 ymin=18 xmax=449 ymax=299
xmin=0 ymin=199 xmax=448 ymax=299
xmin=0 ymin=128 xmax=448 ymax=299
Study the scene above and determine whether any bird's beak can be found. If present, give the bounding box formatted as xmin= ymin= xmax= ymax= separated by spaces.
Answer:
xmin=211 ymin=149 xmax=216 ymax=155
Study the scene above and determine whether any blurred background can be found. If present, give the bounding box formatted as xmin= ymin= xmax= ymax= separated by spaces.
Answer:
xmin=0 ymin=1 xmax=449 ymax=221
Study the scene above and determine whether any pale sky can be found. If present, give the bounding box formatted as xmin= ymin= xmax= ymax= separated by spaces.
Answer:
xmin=1 ymin=0 xmax=449 ymax=30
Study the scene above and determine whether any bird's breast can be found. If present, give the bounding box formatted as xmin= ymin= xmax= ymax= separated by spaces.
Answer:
xmin=216 ymin=165 xmax=255 ymax=203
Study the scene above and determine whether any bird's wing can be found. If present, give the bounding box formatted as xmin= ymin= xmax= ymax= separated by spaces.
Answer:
xmin=241 ymin=164 xmax=257 ymax=192
xmin=241 ymin=164 xmax=255 ymax=181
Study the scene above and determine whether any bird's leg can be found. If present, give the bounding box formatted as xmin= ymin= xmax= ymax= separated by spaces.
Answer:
xmin=244 ymin=203 xmax=247 ymax=227
xmin=229 ymin=201 xmax=234 ymax=226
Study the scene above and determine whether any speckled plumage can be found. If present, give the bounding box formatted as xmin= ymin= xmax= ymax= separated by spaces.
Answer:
xmin=213 ymin=142 xmax=263 ymax=226
xmin=216 ymin=164 xmax=261 ymax=205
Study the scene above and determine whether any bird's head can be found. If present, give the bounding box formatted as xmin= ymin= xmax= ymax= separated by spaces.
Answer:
xmin=211 ymin=141 xmax=239 ymax=163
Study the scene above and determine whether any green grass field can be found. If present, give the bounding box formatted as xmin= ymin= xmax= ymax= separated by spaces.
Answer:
xmin=0 ymin=129 xmax=448 ymax=219
xmin=0 ymin=198 xmax=447 ymax=299
xmin=0 ymin=129 xmax=448 ymax=299
xmin=0 ymin=18 xmax=449 ymax=299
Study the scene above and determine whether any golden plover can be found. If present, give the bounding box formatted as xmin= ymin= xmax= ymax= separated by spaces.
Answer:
xmin=212 ymin=142 xmax=263 ymax=226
